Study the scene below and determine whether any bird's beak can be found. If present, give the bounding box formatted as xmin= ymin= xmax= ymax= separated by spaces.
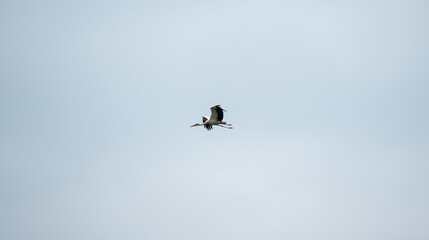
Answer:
xmin=190 ymin=124 xmax=198 ymax=127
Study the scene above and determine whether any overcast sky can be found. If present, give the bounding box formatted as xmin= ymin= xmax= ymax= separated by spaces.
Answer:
xmin=1 ymin=1 xmax=429 ymax=239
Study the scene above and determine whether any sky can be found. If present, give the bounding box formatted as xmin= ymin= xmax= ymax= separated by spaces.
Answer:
xmin=1 ymin=0 xmax=429 ymax=239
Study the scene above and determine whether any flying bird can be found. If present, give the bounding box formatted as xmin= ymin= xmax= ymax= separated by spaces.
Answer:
xmin=190 ymin=105 xmax=233 ymax=130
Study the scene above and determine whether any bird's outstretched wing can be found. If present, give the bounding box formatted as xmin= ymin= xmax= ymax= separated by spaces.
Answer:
xmin=210 ymin=105 xmax=225 ymax=121
xmin=202 ymin=116 xmax=209 ymax=123
xmin=202 ymin=116 xmax=212 ymax=130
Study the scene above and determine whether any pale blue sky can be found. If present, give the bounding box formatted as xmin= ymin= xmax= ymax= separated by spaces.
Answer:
xmin=1 ymin=1 xmax=429 ymax=239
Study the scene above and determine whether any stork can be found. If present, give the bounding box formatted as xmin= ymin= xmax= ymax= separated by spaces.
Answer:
xmin=190 ymin=105 xmax=233 ymax=130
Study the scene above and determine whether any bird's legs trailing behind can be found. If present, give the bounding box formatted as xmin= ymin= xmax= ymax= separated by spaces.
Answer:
xmin=217 ymin=124 xmax=233 ymax=129
xmin=220 ymin=121 xmax=232 ymax=126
